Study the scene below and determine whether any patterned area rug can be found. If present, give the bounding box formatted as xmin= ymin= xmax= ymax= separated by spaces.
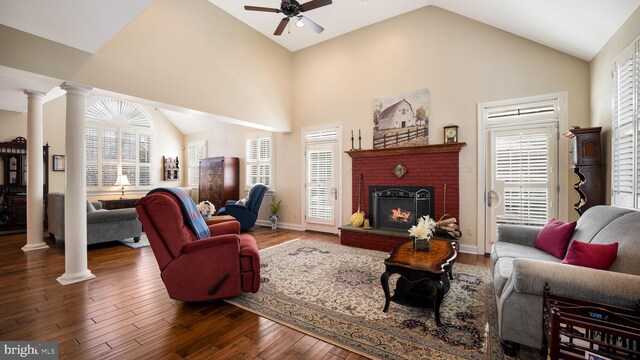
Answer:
xmin=118 ymin=233 xmax=150 ymax=249
xmin=225 ymin=240 xmax=539 ymax=360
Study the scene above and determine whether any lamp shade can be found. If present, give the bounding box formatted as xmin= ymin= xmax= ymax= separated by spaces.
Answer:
xmin=114 ymin=175 xmax=131 ymax=187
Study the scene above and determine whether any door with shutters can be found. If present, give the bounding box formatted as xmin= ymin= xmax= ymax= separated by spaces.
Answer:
xmin=486 ymin=125 xmax=558 ymax=247
xmin=303 ymin=126 xmax=341 ymax=234
xmin=479 ymin=94 xmax=567 ymax=253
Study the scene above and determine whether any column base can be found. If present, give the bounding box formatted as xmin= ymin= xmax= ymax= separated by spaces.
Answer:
xmin=57 ymin=270 xmax=96 ymax=285
xmin=22 ymin=242 xmax=50 ymax=252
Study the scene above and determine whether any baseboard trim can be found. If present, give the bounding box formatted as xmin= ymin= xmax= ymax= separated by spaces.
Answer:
xmin=459 ymin=243 xmax=479 ymax=254
xmin=254 ymin=220 xmax=304 ymax=231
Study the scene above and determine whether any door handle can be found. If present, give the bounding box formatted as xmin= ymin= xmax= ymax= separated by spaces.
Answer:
xmin=331 ymin=187 xmax=338 ymax=200
xmin=487 ymin=190 xmax=501 ymax=208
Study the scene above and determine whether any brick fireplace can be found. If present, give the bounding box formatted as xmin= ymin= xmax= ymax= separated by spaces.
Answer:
xmin=341 ymin=143 xmax=465 ymax=252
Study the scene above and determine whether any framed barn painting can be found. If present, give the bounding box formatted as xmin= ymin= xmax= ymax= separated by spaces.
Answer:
xmin=373 ymin=89 xmax=430 ymax=149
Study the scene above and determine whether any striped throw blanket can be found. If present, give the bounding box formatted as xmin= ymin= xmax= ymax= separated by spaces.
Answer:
xmin=147 ymin=188 xmax=211 ymax=240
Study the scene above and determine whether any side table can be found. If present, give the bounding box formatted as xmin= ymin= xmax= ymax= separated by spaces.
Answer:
xmin=205 ymin=215 xmax=237 ymax=226
xmin=380 ymin=239 xmax=458 ymax=326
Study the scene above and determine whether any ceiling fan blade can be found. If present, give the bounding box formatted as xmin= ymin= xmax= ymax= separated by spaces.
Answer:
xmin=274 ymin=17 xmax=290 ymax=35
xmin=299 ymin=16 xmax=324 ymax=33
xmin=300 ymin=0 xmax=332 ymax=12
xmin=244 ymin=5 xmax=280 ymax=13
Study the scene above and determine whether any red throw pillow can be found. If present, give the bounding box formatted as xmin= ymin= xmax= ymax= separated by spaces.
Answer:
xmin=534 ymin=218 xmax=577 ymax=259
xmin=562 ymin=240 xmax=619 ymax=270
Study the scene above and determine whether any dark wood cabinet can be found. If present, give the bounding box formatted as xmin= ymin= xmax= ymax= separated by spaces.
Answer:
xmin=198 ymin=157 xmax=239 ymax=211
xmin=0 ymin=137 xmax=50 ymax=232
xmin=566 ymin=127 xmax=603 ymax=215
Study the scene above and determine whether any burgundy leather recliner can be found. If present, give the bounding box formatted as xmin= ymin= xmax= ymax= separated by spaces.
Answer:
xmin=135 ymin=192 xmax=260 ymax=301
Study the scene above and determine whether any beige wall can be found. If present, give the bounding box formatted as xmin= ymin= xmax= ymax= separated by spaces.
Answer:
xmin=0 ymin=0 xmax=294 ymax=132
xmin=0 ymin=96 xmax=185 ymax=201
xmin=1 ymin=3 xmax=599 ymax=252
xmin=590 ymin=7 xmax=640 ymax=202
xmin=183 ymin=126 xmax=279 ymax=222
xmin=291 ymin=6 xmax=590 ymax=252
xmin=0 ymin=99 xmax=67 ymax=193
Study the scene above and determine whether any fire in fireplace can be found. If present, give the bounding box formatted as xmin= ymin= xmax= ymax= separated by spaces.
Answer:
xmin=369 ymin=186 xmax=435 ymax=231
xmin=390 ymin=208 xmax=412 ymax=223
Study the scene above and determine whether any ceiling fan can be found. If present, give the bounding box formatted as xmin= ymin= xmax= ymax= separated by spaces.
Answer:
xmin=244 ymin=0 xmax=332 ymax=36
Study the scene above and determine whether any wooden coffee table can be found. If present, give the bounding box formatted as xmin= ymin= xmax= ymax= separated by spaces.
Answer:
xmin=204 ymin=215 xmax=236 ymax=226
xmin=380 ymin=239 xmax=458 ymax=326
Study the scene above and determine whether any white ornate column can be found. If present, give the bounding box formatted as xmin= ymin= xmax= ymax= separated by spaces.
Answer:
xmin=22 ymin=90 xmax=49 ymax=252
xmin=57 ymin=82 xmax=95 ymax=285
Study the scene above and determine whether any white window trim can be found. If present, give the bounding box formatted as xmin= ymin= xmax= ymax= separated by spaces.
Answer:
xmin=85 ymin=98 xmax=154 ymax=195
xmin=300 ymin=123 xmax=343 ymax=234
xmin=86 ymin=121 xmax=154 ymax=193
xmin=187 ymin=140 xmax=207 ymax=188
xmin=477 ymin=92 xmax=569 ymax=254
xmin=611 ymin=37 xmax=640 ymax=209
xmin=245 ymin=132 xmax=274 ymax=191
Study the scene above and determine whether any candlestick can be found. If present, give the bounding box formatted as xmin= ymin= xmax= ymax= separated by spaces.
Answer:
xmin=350 ymin=130 xmax=355 ymax=150
xmin=358 ymin=129 xmax=362 ymax=150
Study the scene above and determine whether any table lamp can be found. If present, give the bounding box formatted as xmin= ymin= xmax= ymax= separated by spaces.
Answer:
xmin=114 ymin=175 xmax=131 ymax=199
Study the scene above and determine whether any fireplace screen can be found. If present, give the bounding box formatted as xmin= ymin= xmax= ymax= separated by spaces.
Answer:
xmin=370 ymin=186 xmax=434 ymax=231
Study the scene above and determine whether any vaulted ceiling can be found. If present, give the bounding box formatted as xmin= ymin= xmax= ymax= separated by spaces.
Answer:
xmin=0 ymin=0 xmax=638 ymax=133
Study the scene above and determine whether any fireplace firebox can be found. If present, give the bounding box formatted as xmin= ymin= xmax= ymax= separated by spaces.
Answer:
xmin=369 ymin=186 xmax=434 ymax=231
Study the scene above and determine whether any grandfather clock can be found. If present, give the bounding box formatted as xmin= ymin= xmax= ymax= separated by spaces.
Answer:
xmin=565 ymin=127 xmax=603 ymax=215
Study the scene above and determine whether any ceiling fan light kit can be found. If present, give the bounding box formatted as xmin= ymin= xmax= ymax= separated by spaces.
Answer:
xmin=244 ymin=0 xmax=332 ymax=36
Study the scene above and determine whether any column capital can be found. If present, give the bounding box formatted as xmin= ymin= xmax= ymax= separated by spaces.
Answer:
xmin=60 ymin=81 xmax=92 ymax=95
xmin=23 ymin=90 xmax=46 ymax=99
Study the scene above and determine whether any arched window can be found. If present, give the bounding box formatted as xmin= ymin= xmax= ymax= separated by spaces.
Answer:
xmin=85 ymin=98 xmax=154 ymax=191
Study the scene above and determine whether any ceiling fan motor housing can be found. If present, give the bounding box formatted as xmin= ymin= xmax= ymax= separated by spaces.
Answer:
xmin=281 ymin=0 xmax=302 ymax=17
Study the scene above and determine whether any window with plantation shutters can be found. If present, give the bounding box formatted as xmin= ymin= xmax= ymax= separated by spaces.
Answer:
xmin=492 ymin=127 xmax=555 ymax=228
xmin=307 ymin=149 xmax=333 ymax=220
xmin=187 ymin=141 xmax=207 ymax=187
xmin=303 ymin=125 xmax=340 ymax=231
xmin=86 ymin=127 xmax=99 ymax=187
xmin=245 ymin=133 xmax=273 ymax=188
xmin=612 ymin=39 xmax=640 ymax=208
xmin=85 ymin=98 xmax=154 ymax=191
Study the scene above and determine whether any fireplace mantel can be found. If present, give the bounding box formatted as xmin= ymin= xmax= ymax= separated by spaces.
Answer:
xmin=342 ymin=142 xmax=465 ymax=252
xmin=346 ymin=142 xmax=466 ymax=158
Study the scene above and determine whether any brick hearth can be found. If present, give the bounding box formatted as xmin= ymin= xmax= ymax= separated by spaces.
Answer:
xmin=343 ymin=143 xmax=465 ymax=251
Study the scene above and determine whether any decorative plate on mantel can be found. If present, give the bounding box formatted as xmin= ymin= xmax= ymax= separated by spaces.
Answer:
xmin=393 ymin=163 xmax=407 ymax=178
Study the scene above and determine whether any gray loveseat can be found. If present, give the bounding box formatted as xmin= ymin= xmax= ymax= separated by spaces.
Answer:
xmin=48 ymin=192 xmax=142 ymax=245
xmin=490 ymin=205 xmax=640 ymax=355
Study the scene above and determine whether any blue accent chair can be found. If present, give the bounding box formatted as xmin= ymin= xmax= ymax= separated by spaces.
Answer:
xmin=217 ymin=184 xmax=268 ymax=231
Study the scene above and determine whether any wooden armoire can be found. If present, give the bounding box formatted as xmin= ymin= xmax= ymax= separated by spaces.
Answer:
xmin=198 ymin=157 xmax=239 ymax=211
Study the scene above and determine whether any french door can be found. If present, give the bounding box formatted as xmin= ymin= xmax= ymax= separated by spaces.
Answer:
xmin=485 ymin=124 xmax=558 ymax=248
xmin=303 ymin=126 xmax=341 ymax=234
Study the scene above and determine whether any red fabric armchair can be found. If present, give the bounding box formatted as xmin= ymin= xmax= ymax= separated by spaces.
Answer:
xmin=135 ymin=192 xmax=260 ymax=301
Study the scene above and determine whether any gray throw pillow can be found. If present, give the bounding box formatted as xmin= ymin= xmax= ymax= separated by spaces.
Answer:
xmin=236 ymin=198 xmax=247 ymax=205
xmin=86 ymin=201 xmax=96 ymax=213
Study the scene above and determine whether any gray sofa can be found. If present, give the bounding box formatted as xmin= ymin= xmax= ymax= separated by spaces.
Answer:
xmin=490 ymin=205 xmax=640 ymax=355
xmin=48 ymin=192 xmax=142 ymax=245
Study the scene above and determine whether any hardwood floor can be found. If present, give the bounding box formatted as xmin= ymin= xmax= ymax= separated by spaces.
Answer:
xmin=0 ymin=227 xmax=489 ymax=359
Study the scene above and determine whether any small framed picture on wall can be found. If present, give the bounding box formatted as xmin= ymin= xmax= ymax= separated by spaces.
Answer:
xmin=53 ymin=155 xmax=65 ymax=171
